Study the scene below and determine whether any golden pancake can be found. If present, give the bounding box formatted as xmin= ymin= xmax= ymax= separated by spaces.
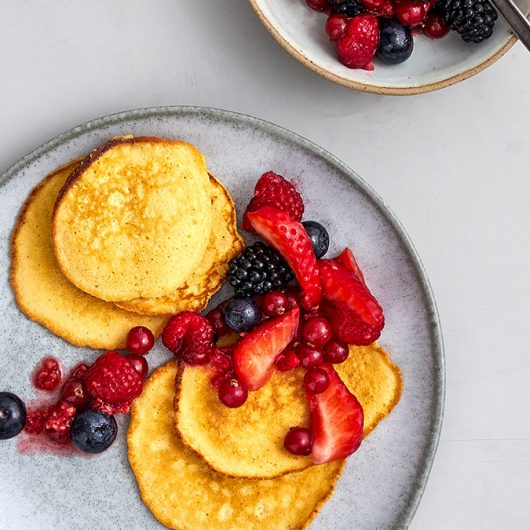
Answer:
xmin=175 ymin=343 xmax=402 ymax=479
xmin=11 ymin=162 xmax=168 ymax=350
xmin=115 ymin=174 xmax=244 ymax=315
xmin=128 ymin=362 xmax=344 ymax=530
xmin=53 ymin=137 xmax=212 ymax=301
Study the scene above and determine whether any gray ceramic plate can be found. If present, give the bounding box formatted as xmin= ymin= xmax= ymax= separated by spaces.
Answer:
xmin=0 ymin=107 xmax=444 ymax=530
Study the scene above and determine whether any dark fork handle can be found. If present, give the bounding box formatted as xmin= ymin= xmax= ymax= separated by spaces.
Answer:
xmin=489 ymin=0 xmax=530 ymax=52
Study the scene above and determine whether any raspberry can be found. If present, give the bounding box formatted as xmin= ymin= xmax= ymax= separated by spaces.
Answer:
xmin=71 ymin=363 xmax=89 ymax=381
xmin=162 ymin=312 xmax=214 ymax=365
xmin=243 ymin=172 xmax=304 ymax=234
xmin=91 ymin=398 xmax=132 ymax=415
xmin=210 ymin=348 xmax=234 ymax=373
xmin=24 ymin=408 xmax=48 ymax=435
xmin=34 ymin=357 xmax=62 ymax=391
xmin=323 ymin=301 xmax=380 ymax=345
xmin=336 ymin=14 xmax=379 ymax=70
xmin=44 ymin=401 xmax=76 ymax=444
xmin=85 ymin=351 xmax=144 ymax=405
xmin=361 ymin=0 xmax=394 ymax=17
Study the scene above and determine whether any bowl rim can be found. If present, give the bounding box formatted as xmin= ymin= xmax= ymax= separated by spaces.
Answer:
xmin=248 ymin=0 xmax=524 ymax=95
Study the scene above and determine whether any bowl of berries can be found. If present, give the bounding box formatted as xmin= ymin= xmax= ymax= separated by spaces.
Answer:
xmin=248 ymin=0 xmax=529 ymax=94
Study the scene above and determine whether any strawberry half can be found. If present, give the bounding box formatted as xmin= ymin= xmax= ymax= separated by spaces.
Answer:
xmin=234 ymin=306 xmax=300 ymax=391
xmin=246 ymin=207 xmax=322 ymax=310
xmin=308 ymin=363 xmax=364 ymax=464
xmin=319 ymin=259 xmax=384 ymax=345
xmin=330 ymin=247 xmax=366 ymax=287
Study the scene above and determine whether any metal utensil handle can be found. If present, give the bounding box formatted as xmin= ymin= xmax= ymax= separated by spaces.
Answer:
xmin=490 ymin=0 xmax=530 ymax=52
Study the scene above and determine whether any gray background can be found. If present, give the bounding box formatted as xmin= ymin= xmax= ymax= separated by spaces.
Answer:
xmin=0 ymin=1 xmax=528 ymax=529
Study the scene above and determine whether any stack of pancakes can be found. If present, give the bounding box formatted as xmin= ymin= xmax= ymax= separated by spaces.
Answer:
xmin=128 ymin=343 xmax=402 ymax=530
xmin=11 ymin=136 xmax=244 ymax=350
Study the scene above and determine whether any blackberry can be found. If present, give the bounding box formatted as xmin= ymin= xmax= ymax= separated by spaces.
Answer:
xmin=228 ymin=242 xmax=293 ymax=297
xmin=329 ymin=0 xmax=365 ymax=17
xmin=437 ymin=0 xmax=498 ymax=43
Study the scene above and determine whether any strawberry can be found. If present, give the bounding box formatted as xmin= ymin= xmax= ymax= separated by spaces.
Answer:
xmin=246 ymin=207 xmax=322 ymax=310
xmin=307 ymin=363 xmax=364 ymax=464
xmin=85 ymin=351 xmax=144 ymax=405
xmin=234 ymin=306 xmax=300 ymax=391
xmin=243 ymin=172 xmax=304 ymax=234
xmin=319 ymin=259 xmax=384 ymax=344
xmin=336 ymin=14 xmax=379 ymax=71
xmin=331 ymin=247 xmax=366 ymax=287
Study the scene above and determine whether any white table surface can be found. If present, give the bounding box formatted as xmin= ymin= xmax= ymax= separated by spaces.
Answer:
xmin=1 ymin=1 xmax=529 ymax=529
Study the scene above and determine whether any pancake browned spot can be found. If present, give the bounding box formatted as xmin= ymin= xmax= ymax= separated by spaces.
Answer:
xmin=11 ymin=162 xmax=168 ymax=350
xmin=53 ymin=137 xmax=212 ymax=302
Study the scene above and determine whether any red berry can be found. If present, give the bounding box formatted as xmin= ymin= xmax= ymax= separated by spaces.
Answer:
xmin=336 ymin=14 xmax=379 ymax=71
xmin=44 ymin=401 xmax=76 ymax=444
xmin=275 ymin=350 xmax=301 ymax=372
xmin=284 ymin=427 xmax=313 ymax=456
xmin=34 ymin=357 xmax=62 ymax=391
xmin=243 ymin=172 xmax=305 ymax=234
xmin=162 ymin=312 xmax=214 ymax=365
xmin=395 ymin=1 xmax=428 ymax=27
xmin=61 ymin=378 xmax=90 ymax=409
xmin=307 ymin=363 xmax=364 ymax=464
xmin=302 ymin=317 xmax=332 ymax=347
xmin=234 ymin=307 xmax=300 ymax=391
xmin=218 ymin=378 xmax=248 ymax=408
xmin=304 ymin=367 xmax=330 ymax=394
xmin=91 ymin=398 xmax=132 ymax=415
xmin=127 ymin=354 xmax=149 ymax=379
xmin=24 ymin=408 xmax=48 ymax=434
xmin=210 ymin=348 xmax=234 ymax=373
xmin=319 ymin=259 xmax=384 ymax=345
xmin=361 ymin=0 xmax=394 ymax=17
xmin=331 ymin=247 xmax=366 ymax=287
xmin=206 ymin=305 xmax=231 ymax=339
xmin=296 ymin=343 xmax=324 ymax=368
xmin=246 ymin=207 xmax=322 ymax=311
xmin=423 ymin=12 xmax=450 ymax=38
xmin=326 ymin=14 xmax=348 ymax=41
xmin=306 ymin=0 xmax=330 ymax=11
xmin=262 ymin=291 xmax=289 ymax=317
xmin=85 ymin=351 xmax=144 ymax=405
xmin=211 ymin=370 xmax=234 ymax=391
xmin=126 ymin=326 xmax=154 ymax=355
xmin=284 ymin=288 xmax=300 ymax=310
xmin=70 ymin=363 xmax=89 ymax=381
xmin=324 ymin=340 xmax=349 ymax=364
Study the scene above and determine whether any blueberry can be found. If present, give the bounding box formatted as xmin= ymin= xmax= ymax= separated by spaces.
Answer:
xmin=70 ymin=410 xmax=118 ymax=454
xmin=0 ymin=392 xmax=26 ymax=440
xmin=377 ymin=18 xmax=413 ymax=65
xmin=302 ymin=221 xmax=330 ymax=259
xmin=222 ymin=297 xmax=262 ymax=332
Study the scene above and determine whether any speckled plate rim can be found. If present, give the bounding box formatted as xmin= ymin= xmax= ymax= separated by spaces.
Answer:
xmin=0 ymin=106 xmax=445 ymax=528
xmin=248 ymin=0 xmax=527 ymax=95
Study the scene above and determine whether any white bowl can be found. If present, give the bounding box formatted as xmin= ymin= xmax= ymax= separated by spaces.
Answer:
xmin=249 ymin=0 xmax=529 ymax=94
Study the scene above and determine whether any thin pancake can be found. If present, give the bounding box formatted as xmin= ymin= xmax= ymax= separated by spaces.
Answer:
xmin=53 ymin=137 xmax=212 ymax=301
xmin=128 ymin=362 xmax=344 ymax=530
xmin=11 ymin=162 xmax=168 ymax=349
xmin=174 ymin=343 xmax=402 ymax=479
xmin=116 ymin=174 xmax=244 ymax=315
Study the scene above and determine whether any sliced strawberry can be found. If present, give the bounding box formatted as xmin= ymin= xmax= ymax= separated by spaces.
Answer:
xmin=246 ymin=207 xmax=322 ymax=310
xmin=234 ymin=306 xmax=300 ymax=391
xmin=319 ymin=259 xmax=384 ymax=344
xmin=308 ymin=363 xmax=364 ymax=464
xmin=332 ymin=247 xmax=366 ymax=287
